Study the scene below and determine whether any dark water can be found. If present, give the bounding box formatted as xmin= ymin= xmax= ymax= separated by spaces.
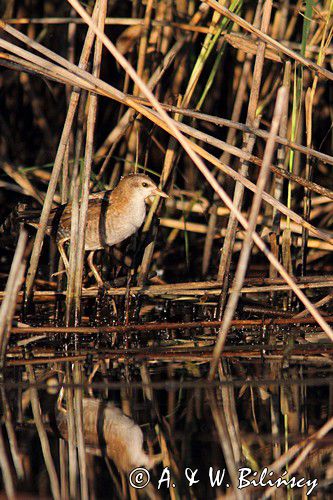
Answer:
xmin=1 ymin=356 xmax=333 ymax=499
xmin=0 ymin=276 xmax=332 ymax=498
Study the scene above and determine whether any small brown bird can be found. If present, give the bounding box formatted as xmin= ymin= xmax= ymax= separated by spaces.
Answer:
xmin=21 ymin=173 xmax=168 ymax=287
xmin=57 ymin=396 xmax=153 ymax=472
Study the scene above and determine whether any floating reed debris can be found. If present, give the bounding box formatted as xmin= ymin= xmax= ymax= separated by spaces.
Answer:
xmin=7 ymin=315 xmax=333 ymax=337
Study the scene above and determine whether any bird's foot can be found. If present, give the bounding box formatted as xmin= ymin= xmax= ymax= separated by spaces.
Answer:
xmin=100 ymin=280 xmax=111 ymax=291
xmin=87 ymin=279 xmax=111 ymax=292
xmin=51 ymin=269 xmax=67 ymax=278
xmin=110 ymin=276 xmax=127 ymax=287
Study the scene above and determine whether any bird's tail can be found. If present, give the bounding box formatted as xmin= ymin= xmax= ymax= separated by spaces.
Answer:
xmin=0 ymin=203 xmax=40 ymax=249
xmin=15 ymin=205 xmax=41 ymax=225
xmin=0 ymin=203 xmax=32 ymax=248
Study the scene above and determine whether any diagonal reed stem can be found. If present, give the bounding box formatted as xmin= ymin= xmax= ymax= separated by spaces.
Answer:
xmin=2 ymin=0 xmax=332 ymax=346
xmin=21 ymin=4 xmax=100 ymax=299
xmin=209 ymin=86 xmax=287 ymax=380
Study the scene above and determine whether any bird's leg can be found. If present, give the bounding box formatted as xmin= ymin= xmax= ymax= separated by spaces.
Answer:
xmin=88 ymin=251 xmax=111 ymax=325
xmin=87 ymin=250 xmax=106 ymax=289
xmin=52 ymin=238 xmax=70 ymax=277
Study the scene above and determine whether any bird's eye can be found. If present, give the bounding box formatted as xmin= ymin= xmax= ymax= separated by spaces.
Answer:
xmin=142 ymin=182 xmax=149 ymax=188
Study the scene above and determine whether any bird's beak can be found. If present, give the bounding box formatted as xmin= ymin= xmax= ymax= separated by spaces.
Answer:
xmin=153 ymin=187 xmax=169 ymax=198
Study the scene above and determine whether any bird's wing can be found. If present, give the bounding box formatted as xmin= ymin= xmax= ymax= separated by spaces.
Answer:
xmin=16 ymin=190 xmax=113 ymax=229
xmin=16 ymin=206 xmax=43 ymax=223
xmin=88 ymin=189 xmax=112 ymax=200
xmin=58 ymin=190 xmax=113 ymax=227
xmin=17 ymin=203 xmax=65 ymax=225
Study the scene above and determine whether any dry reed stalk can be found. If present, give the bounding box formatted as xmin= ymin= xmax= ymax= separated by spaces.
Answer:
xmin=204 ymin=151 xmax=331 ymax=215
xmin=6 ymin=349 xmax=333 ymax=367
xmin=18 ymin=4 xmax=100 ymax=299
xmin=218 ymin=0 xmax=272 ymax=297
xmin=219 ymin=2 xmax=261 ymax=167
xmin=140 ymin=110 xmax=333 ymax=244
xmin=217 ymin=127 xmax=259 ymax=284
xmin=61 ymin=143 xmax=70 ymax=205
xmin=247 ymin=0 xmax=274 ymax=129
xmin=262 ymin=415 xmax=333 ymax=498
xmin=8 ymin=315 xmax=333 ymax=337
xmin=0 ymin=180 xmax=32 ymax=196
xmin=60 ymin=4 xmax=106 ymax=493
xmin=131 ymin=2 xmax=176 ymax=285
xmin=61 ymin=10 xmax=75 ymax=206
xmin=134 ymin=0 xmax=153 ymax=92
xmin=73 ymin=363 xmax=89 ymax=500
xmin=64 ymin=365 xmax=78 ymax=499
xmin=59 ymin=439 xmax=69 ymax=500
xmin=267 ymin=162 xmax=333 ymax=202
xmin=122 ymin=0 xmax=153 ymax=171
xmin=1 ymin=161 xmax=44 ymax=204
xmin=0 ymin=427 xmax=16 ymax=500
xmin=2 ymin=35 xmax=332 ymax=238
xmin=208 ymin=389 xmax=246 ymax=499
xmin=0 ymin=229 xmax=28 ymax=370
xmin=159 ymin=216 xmax=333 ymax=252
xmin=3 ymin=16 xmax=214 ymax=33
xmin=6 ymin=15 xmax=330 ymax=38
xmin=3 ymin=277 xmax=333 ymax=302
xmin=26 ymin=365 xmax=61 ymax=500
xmin=138 ymin=96 xmax=182 ymax=285
xmin=62 ymin=5 xmax=108 ymax=494
xmin=209 ymin=87 xmax=287 ymax=380
xmin=94 ymin=5 xmax=207 ymax=165
xmin=218 ymin=362 xmax=242 ymax=467
xmin=202 ymin=2 xmax=263 ymax=276
xmin=302 ymin=7 xmax=333 ymax=275
xmin=202 ymin=204 xmax=217 ymax=275
xmin=129 ymin=102 xmax=333 ymax=165
xmin=131 ymin=110 xmax=333 ymax=201
xmin=63 ymin=91 xmax=87 ymax=315
xmin=293 ymin=293 xmax=333 ymax=319
xmin=74 ymin=0 xmax=107 ymax=319
xmin=65 ymin=154 xmax=80 ymax=324
xmin=272 ymin=61 xmax=291 ymax=231
xmin=2 ymin=2 xmax=332 ymax=342
xmin=203 ymin=0 xmax=333 ymax=80
xmin=1 ymin=387 xmax=24 ymax=480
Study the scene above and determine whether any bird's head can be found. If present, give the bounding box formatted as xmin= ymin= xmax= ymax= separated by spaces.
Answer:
xmin=118 ymin=173 xmax=169 ymax=202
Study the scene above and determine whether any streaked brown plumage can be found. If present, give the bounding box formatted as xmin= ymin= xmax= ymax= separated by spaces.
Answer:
xmin=21 ymin=173 xmax=168 ymax=287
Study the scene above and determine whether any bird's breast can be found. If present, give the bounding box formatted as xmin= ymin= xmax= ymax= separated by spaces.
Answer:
xmin=104 ymin=202 xmax=146 ymax=247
